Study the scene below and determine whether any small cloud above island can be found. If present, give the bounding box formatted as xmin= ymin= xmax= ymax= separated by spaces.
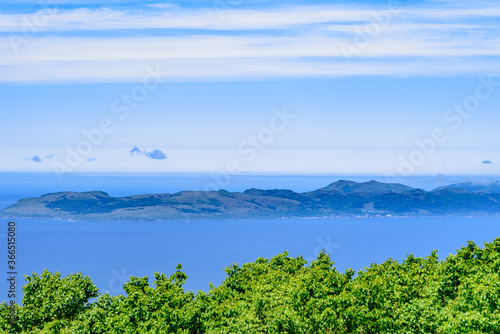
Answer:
xmin=130 ymin=147 xmax=167 ymax=160
xmin=26 ymin=154 xmax=54 ymax=163
xmin=482 ymin=160 xmax=493 ymax=164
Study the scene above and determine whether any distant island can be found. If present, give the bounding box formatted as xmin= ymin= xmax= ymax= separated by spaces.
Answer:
xmin=3 ymin=180 xmax=500 ymax=221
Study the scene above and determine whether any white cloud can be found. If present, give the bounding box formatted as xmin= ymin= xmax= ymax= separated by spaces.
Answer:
xmin=145 ymin=3 xmax=179 ymax=10
xmin=0 ymin=7 xmax=381 ymax=32
xmin=1 ymin=4 xmax=499 ymax=32
xmin=1 ymin=56 xmax=499 ymax=83
xmin=2 ymin=31 xmax=500 ymax=63
xmin=0 ymin=2 xmax=499 ymax=82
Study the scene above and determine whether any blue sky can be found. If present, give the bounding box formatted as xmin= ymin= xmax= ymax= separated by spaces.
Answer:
xmin=1 ymin=0 xmax=499 ymax=176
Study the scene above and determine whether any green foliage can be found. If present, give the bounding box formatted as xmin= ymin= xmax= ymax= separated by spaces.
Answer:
xmin=4 ymin=239 xmax=500 ymax=333
xmin=0 ymin=269 xmax=99 ymax=333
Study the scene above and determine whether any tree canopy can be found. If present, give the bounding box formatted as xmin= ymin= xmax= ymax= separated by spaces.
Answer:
xmin=3 ymin=238 xmax=500 ymax=333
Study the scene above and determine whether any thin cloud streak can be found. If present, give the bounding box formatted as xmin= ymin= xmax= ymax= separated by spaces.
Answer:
xmin=1 ymin=57 xmax=499 ymax=83
xmin=1 ymin=33 xmax=500 ymax=63
xmin=0 ymin=7 xmax=383 ymax=32
xmin=1 ymin=5 xmax=500 ymax=32
xmin=1 ymin=2 xmax=499 ymax=82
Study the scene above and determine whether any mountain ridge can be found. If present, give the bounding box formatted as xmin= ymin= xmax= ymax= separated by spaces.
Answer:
xmin=3 ymin=180 xmax=500 ymax=221
xmin=434 ymin=181 xmax=500 ymax=194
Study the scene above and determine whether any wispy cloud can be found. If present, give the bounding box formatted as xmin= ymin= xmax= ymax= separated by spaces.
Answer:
xmin=145 ymin=3 xmax=179 ymax=10
xmin=1 ymin=5 xmax=500 ymax=32
xmin=1 ymin=1 xmax=499 ymax=82
xmin=2 ymin=56 xmax=499 ymax=83
xmin=0 ymin=7 xmax=385 ymax=32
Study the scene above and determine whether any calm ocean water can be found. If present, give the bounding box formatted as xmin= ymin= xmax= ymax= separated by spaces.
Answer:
xmin=2 ymin=217 xmax=500 ymax=303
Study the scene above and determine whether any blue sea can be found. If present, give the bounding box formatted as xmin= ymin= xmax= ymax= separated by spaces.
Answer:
xmin=2 ymin=173 xmax=500 ymax=303
xmin=2 ymin=216 xmax=500 ymax=303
